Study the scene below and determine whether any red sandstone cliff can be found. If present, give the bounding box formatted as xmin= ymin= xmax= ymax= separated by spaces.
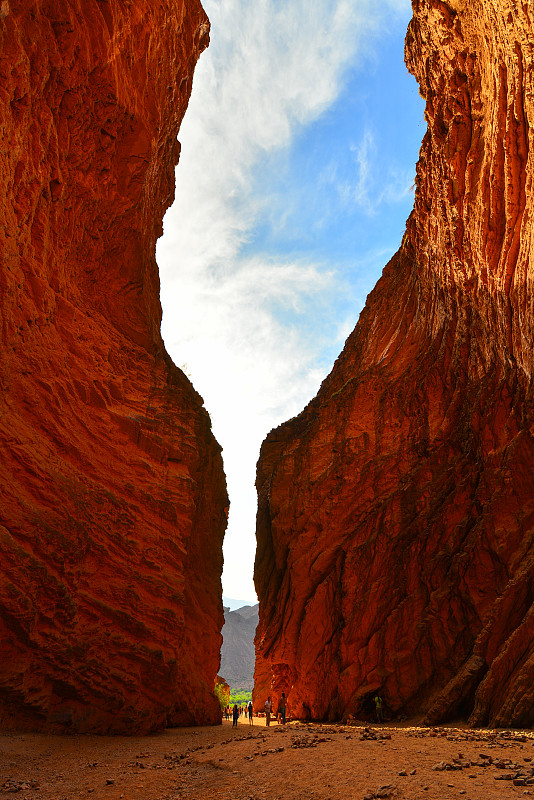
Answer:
xmin=254 ymin=0 xmax=534 ymax=728
xmin=0 ymin=0 xmax=227 ymax=733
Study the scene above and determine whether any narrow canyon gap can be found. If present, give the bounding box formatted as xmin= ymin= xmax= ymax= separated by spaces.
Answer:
xmin=0 ymin=0 xmax=227 ymax=733
xmin=254 ymin=0 xmax=534 ymax=728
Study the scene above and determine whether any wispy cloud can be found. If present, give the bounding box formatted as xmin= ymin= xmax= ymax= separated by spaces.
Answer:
xmin=350 ymin=130 xmax=376 ymax=210
xmin=331 ymin=128 xmax=416 ymax=215
xmin=157 ymin=0 xmax=413 ymax=599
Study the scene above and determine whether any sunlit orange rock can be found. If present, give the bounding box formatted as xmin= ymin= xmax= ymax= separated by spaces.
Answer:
xmin=0 ymin=0 xmax=227 ymax=733
xmin=254 ymin=0 xmax=534 ymax=728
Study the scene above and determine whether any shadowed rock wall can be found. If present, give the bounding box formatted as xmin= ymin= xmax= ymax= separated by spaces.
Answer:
xmin=254 ymin=0 xmax=534 ymax=728
xmin=0 ymin=0 xmax=228 ymax=733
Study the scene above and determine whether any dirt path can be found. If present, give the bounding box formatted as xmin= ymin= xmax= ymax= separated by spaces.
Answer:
xmin=1 ymin=718 xmax=534 ymax=799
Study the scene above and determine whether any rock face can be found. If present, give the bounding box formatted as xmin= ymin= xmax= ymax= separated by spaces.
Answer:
xmin=254 ymin=0 xmax=534 ymax=728
xmin=0 ymin=0 xmax=228 ymax=733
xmin=220 ymin=604 xmax=259 ymax=691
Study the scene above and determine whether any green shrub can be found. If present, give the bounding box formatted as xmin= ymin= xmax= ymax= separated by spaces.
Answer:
xmin=214 ymin=677 xmax=231 ymax=709
xmin=228 ymin=690 xmax=252 ymax=705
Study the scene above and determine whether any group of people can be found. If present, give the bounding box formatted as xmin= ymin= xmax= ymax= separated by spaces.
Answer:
xmin=263 ymin=692 xmax=287 ymax=725
xmin=224 ymin=693 xmax=288 ymax=727
xmin=226 ymin=693 xmax=384 ymax=726
xmin=224 ymin=701 xmax=254 ymax=726
xmin=224 ymin=704 xmax=251 ymax=720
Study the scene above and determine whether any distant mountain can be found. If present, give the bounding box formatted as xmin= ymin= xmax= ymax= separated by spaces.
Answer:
xmin=233 ymin=604 xmax=258 ymax=620
xmin=219 ymin=603 xmax=259 ymax=691
xmin=222 ymin=595 xmax=257 ymax=612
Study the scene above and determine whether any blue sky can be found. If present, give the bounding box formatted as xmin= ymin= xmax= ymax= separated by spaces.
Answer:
xmin=157 ymin=0 xmax=425 ymax=602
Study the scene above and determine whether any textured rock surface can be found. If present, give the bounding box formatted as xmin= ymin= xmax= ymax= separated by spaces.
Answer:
xmin=254 ymin=0 xmax=534 ymax=727
xmin=0 ymin=0 xmax=227 ymax=733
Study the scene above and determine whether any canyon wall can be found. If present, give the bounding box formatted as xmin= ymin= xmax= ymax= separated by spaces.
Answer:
xmin=0 ymin=0 xmax=228 ymax=733
xmin=254 ymin=0 xmax=534 ymax=728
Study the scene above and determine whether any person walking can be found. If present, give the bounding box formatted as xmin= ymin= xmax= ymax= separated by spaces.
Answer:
xmin=374 ymin=695 xmax=383 ymax=723
xmin=248 ymin=700 xmax=253 ymax=726
xmin=232 ymin=703 xmax=239 ymax=727
xmin=264 ymin=696 xmax=272 ymax=726
xmin=278 ymin=692 xmax=287 ymax=725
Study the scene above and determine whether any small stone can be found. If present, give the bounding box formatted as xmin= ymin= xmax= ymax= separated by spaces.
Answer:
xmin=375 ymin=786 xmax=396 ymax=798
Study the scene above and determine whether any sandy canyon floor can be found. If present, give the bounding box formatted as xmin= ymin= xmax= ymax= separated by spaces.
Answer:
xmin=1 ymin=717 xmax=534 ymax=800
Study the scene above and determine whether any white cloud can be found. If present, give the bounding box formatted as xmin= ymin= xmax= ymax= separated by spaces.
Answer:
xmin=350 ymin=130 xmax=376 ymax=210
xmin=157 ymin=0 xmax=412 ymax=600
xmin=327 ymin=128 xmax=416 ymax=216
